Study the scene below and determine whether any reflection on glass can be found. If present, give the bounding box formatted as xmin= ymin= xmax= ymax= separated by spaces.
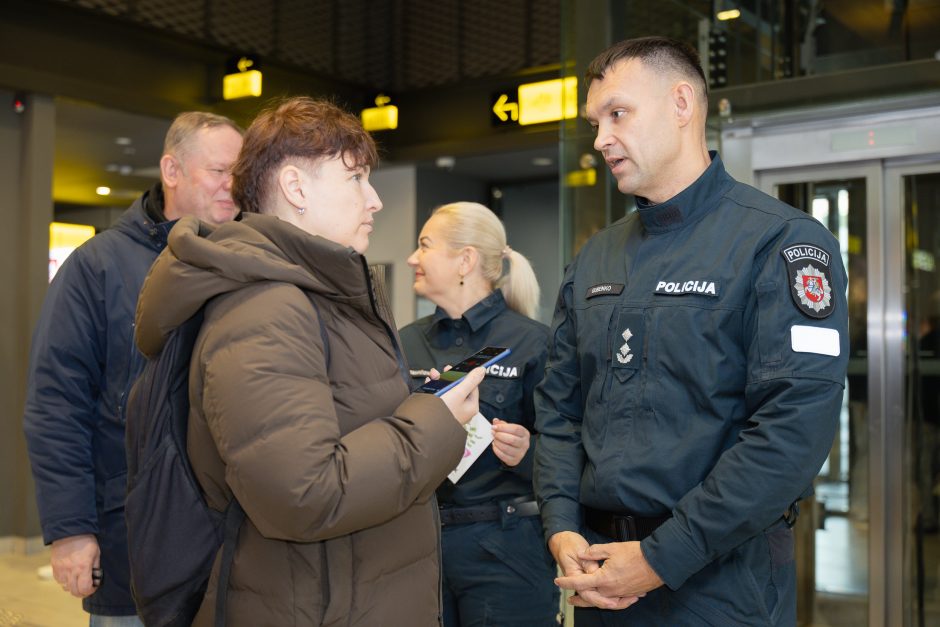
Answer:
xmin=777 ymin=179 xmax=868 ymax=626
xmin=903 ymin=172 xmax=940 ymax=627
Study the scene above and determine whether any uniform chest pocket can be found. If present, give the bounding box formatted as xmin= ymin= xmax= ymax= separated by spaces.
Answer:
xmin=480 ymin=378 xmax=523 ymax=421
xmin=610 ymin=310 xmax=645 ymax=384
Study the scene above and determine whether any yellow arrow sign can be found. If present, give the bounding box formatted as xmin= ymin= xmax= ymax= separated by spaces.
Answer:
xmin=492 ymin=93 xmax=519 ymax=122
xmin=518 ymin=77 xmax=578 ymax=126
xmin=237 ymin=57 xmax=254 ymax=72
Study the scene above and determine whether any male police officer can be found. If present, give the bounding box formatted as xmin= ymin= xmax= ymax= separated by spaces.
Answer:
xmin=24 ymin=112 xmax=242 ymax=626
xmin=534 ymin=37 xmax=849 ymax=625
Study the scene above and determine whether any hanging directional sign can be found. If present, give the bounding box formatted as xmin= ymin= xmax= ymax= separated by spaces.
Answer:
xmin=490 ymin=77 xmax=578 ymax=127
xmin=518 ymin=77 xmax=578 ymax=126
xmin=361 ymin=94 xmax=399 ymax=132
xmin=491 ymin=91 xmax=520 ymax=126
xmin=223 ymin=55 xmax=263 ymax=100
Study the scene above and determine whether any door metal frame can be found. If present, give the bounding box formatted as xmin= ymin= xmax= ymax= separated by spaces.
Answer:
xmin=883 ymin=157 xmax=940 ymax=625
xmin=758 ymin=163 xmax=886 ymax=627
xmin=722 ymin=101 xmax=940 ymax=627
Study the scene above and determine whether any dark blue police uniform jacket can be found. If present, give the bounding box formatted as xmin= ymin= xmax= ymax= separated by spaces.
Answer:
xmin=534 ymin=153 xmax=849 ymax=625
xmin=400 ymin=290 xmax=559 ymax=624
xmin=23 ymin=184 xmax=173 ymax=616
xmin=401 ymin=290 xmax=549 ymax=505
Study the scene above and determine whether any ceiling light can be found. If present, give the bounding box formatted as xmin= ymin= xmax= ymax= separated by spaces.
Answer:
xmin=717 ymin=9 xmax=741 ymax=20
xmin=115 ymin=137 xmax=132 ymax=146
xmin=532 ymin=157 xmax=553 ymax=167
xmin=96 ymin=186 xmax=111 ymax=196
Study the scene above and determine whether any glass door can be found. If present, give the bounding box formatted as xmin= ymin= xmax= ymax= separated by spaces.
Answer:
xmin=760 ymin=164 xmax=882 ymax=627
xmin=887 ymin=162 xmax=940 ymax=627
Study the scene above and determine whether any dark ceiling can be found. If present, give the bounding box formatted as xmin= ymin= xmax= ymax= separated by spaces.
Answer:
xmin=40 ymin=0 xmax=940 ymax=207
xmin=53 ymin=98 xmax=559 ymax=207
xmin=47 ymin=0 xmax=562 ymax=94
xmin=54 ymin=99 xmax=170 ymax=207
xmin=45 ymin=0 xmax=563 ymax=206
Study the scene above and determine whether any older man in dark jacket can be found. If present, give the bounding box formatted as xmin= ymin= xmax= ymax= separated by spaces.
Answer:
xmin=23 ymin=111 xmax=242 ymax=626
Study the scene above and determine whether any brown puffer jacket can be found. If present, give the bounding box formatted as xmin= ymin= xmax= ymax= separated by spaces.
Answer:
xmin=135 ymin=214 xmax=467 ymax=626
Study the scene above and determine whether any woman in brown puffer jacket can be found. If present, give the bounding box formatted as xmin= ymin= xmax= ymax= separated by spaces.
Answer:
xmin=134 ymin=97 xmax=484 ymax=627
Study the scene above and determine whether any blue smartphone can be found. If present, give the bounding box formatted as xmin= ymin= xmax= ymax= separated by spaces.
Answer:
xmin=416 ymin=346 xmax=511 ymax=396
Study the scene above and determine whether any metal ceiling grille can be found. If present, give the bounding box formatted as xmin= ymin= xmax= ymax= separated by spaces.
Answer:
xmin=210 ymin=0 xmax=276 ymax=56
xmin=401 ymin=0 xmax=461 ymax=89
xmin=277 ymin=0 xmax=334 ymax=75
xmin=71 ymin=0 xmax=128 ymax=16
xmin=336 ymin=0 xmax=395 ymax=91
xmin=135 ymin=0 xmax=206 ymax=39
xmin=530 ymin=0 xmax=561 ymax=67
xmin=50 ymin=0 xmax=561 ymax=92
xmin=462 ymin=0 xmax=526 ymax=78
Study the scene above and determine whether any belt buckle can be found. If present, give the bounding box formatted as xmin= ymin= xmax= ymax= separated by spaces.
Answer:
xmin=614 ymin=515 xmax=638 ymax=541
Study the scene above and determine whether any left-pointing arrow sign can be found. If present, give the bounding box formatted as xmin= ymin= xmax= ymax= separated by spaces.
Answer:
xmin=492 ymin=93 xmax=519 ymax=122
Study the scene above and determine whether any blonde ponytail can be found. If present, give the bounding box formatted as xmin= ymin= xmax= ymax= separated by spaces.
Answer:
xmin=432 ymin=202 xmax=541 ymax=319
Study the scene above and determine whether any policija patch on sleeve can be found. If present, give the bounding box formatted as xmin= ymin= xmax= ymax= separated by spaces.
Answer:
xmin=781 ymin=244 xmax=835 ymax=319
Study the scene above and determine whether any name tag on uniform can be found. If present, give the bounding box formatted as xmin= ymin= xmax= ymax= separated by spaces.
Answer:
xmin=586 ymin=283 xmax=624 ymax=299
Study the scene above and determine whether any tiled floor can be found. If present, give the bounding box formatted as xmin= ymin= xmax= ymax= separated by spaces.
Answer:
xmin=0 ymin=549 xmax=85 ymax=626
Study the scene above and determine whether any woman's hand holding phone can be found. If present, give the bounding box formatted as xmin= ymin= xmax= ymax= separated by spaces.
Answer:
xmin=437 ymin=366 xmax=485 ymax=426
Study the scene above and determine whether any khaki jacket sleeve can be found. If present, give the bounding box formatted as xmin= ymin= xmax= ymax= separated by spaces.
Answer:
xmin=198 ymin=283 xmax=466 ymax=542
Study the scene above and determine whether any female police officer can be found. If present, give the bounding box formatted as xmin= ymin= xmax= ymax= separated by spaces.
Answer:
xmin=400 ymin=202 xmax=559 ymax=626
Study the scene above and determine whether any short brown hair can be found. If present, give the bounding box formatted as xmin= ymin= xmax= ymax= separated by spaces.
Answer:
xmin=586 ymin=36 xmax=708 ymax=104
xmin=232 ymin=97 xmax=378 ymax=214
xmin=163 ymin=111 xmax=243 ymax=158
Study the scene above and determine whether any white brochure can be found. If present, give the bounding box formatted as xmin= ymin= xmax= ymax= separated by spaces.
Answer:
xmin=448 ymin=412 xmax=493 ymax=484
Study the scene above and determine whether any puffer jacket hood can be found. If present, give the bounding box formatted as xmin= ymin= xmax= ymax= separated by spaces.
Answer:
xmin=136 ymin=213 xmax=370 ymax=357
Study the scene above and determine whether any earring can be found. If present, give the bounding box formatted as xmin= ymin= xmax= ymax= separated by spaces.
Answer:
xmin=459 ymin=276 xmax=464 ymax=286
xmin=298 ymin=207 xmax=305 ymax=215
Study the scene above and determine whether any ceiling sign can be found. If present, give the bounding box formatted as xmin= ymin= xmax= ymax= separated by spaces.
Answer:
xmin=492 ymin=77 xmax=578 ymax=127
xmin=361 ymin=94 xmax=399 ymax=132
xmin=223 ymin=56 xmax=263 ymax=100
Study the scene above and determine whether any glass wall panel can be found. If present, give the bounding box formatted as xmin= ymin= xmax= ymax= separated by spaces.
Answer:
xmin=903 ymin=171 xmax=940 ymax=627
xmin=776 ymin=178 xmax=870 ymax=626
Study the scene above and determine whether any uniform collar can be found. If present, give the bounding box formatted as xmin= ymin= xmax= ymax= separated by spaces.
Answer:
xmin=635 ymin=151 xmax=734 ymax=234
xmin=430 ymin=289 xmax=507 ymax=334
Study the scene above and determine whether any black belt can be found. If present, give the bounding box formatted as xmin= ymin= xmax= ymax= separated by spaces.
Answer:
xmin=584 ymin=507 xmax=671 ymax=542
xmin=439 ymin=496 xmax=539 ymax=526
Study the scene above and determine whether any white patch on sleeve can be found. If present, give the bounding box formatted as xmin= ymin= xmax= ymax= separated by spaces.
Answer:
xmin=791 ymin=325 xmax=840 ymax=357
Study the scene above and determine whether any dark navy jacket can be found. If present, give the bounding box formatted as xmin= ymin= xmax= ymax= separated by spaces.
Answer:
xmin=400 ymin=290 xmax=549 ymax=505
xmin=534 ymin=154 xmax=849 ymax=591
xmin=23 ymin=185 xmax=173 ymax=615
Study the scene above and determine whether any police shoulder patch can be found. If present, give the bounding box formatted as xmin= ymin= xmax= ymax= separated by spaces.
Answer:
xmin=781 ymin=244 xmax=834 ymax=319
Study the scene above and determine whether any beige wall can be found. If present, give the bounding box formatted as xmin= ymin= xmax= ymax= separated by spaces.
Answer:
xmin=369 ymin=164 xmax=418 ymax=327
